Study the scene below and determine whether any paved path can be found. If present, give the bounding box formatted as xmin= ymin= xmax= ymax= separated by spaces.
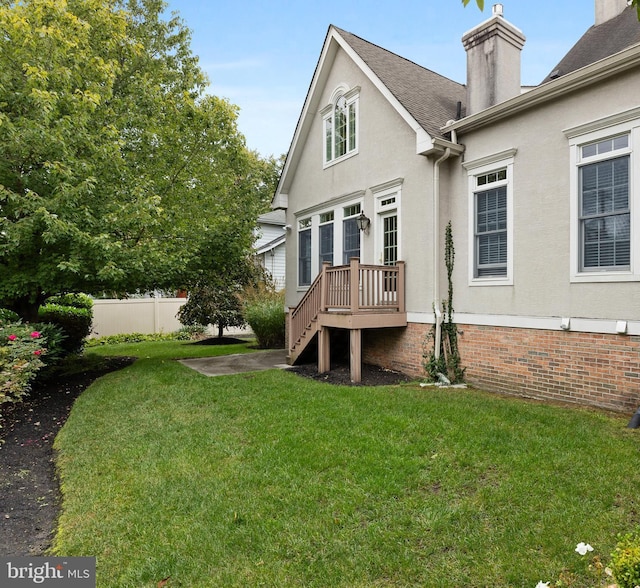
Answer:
xmin=179 ymin=349 xmax=290 ymax=377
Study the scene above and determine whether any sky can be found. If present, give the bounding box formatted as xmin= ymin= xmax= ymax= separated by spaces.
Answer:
xmin=162 ymin=1 xmax=596 ymax=159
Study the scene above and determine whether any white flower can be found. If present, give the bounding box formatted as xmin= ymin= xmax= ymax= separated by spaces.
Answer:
xmin=535 ymin=582 xmax=550 ymax=588
xmin=575 ymin=542 xmax=594 ymax=556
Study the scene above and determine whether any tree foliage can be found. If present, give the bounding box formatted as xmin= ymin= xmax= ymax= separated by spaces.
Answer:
xmin=0 ymin=0 xmax=269 ymax=320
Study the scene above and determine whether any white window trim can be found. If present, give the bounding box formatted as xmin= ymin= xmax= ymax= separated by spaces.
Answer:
xmin=296 ymin=217 xmax=312 ymax=289
xmin=294 ymin=195 xmax=364 ymax=290
xmin=464 ymin=151 xmax=516 ymax=286
xmin=373 ymin=179 xmax=402 ymax=266
xmin=321 ymin=86 xmax=360 ymax=168
xmin=568 ymin=116 xmax=640 ymax=283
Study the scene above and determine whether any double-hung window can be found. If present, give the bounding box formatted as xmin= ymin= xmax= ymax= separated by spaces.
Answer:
xmin=475 ymin=170 xmax=508 ymax=277
xmin=298 ymin=218 xmax=312 ymax=287
xmin=464 ymin=150 xmax=515 ymax=285
xmin=567 ymin=112 xmax=640 ymax=282
xmin=579 ymin=136 xmax=630 ymax=271
xmin=322 ymin=87 xmax=359 ymax=166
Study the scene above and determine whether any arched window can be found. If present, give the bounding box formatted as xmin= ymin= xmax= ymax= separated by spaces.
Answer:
xmin=322 ymin=86 xmax=359 ymax=165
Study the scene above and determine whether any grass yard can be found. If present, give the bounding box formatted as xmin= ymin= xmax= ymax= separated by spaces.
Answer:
xmin=53 ymin=341 xmax=640 ymax=587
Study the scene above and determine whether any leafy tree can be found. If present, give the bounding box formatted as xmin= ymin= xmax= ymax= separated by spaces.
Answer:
xmin=0 ymin=0 xmax=265 ymax=321
xmin=178 ymin=153 xmax=282 ymax=338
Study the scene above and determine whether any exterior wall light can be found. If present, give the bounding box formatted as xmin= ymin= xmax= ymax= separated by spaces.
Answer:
xmin=356 ymin=211 xmax=370 ymax=232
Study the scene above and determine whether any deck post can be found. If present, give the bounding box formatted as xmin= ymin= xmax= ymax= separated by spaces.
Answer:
xmin=350 ymin=328 xmax=362 ymax=383
xmin=397 ymin=261 xmax=406 ymax=313
xmin=320 ymin=261 xmax=330 ymax=312
xmin=349 ymin=257 xmax=360 ymax=313
xmin=318 ymin=326 xmax=330 ymax=374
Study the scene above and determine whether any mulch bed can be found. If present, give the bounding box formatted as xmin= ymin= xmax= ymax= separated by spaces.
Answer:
xmin=290 ymin=362 xmax=412 ymax=386
xmin=0 ymin=349 xmax=410 ymax=557
xmin=0 ymin=357 xmax=134 ymax=556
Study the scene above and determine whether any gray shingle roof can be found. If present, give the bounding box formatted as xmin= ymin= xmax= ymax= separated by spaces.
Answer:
xmin=542 ymin=6 xmax=640 ymax=83
xmin=334 ymin=27 xmax=466 ymax=139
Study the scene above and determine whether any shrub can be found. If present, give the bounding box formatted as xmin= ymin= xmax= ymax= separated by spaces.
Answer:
xmin=0 ymin=323 xmax=47 ymax=406
xmin=611 ymin=532 xmax=640 ymax=588
xmin=86 ymin=326 xmax=206 ymax=347
xmin=241 ymin=285 xmax=285 ymax=349
xmin=31 ymin=322 xmax=67 ymax=368
xmin=0 ymin=308 xmax=19 ymax=325
xmin=38 ymin=302 xmax=93 ymax=354
xmin=45 ymin=293 xmax=93 ymax=310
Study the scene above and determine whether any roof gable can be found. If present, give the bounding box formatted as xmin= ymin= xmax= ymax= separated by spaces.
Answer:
xmin=542 ymin=6 xmax=640 ymax=83
xmin=333 ymin=28 xmax=466 ymax=139
xmin=274 ymin=26 xmax=465 ymax=205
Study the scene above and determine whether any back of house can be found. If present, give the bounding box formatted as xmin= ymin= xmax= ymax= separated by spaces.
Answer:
xmin=275 ymin=0 xmax=640 ymax=413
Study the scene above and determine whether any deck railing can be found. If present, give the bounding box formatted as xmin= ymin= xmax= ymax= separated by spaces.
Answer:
xmin=289 ymin=258 xmax=405 ymax=350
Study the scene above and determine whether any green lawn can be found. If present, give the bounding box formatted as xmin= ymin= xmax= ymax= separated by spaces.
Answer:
xmin=53 ymin=341 xmax=640 ymax=587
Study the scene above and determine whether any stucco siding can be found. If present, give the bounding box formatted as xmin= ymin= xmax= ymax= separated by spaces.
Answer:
xmin=285 ymin=47 xmax=436 ymax=313
xmin=446 ymin=69 xmax=640 ymax=322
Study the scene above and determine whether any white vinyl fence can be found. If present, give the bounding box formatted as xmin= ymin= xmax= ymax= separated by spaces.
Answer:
xmin=91 ymin=298 xmax=187 ymax=338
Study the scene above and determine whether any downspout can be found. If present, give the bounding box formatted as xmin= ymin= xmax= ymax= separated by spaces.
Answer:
xmin=433 ymin=147 xmax=452 ymax=360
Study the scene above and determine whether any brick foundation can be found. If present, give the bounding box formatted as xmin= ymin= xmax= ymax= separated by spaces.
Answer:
xmin=363 ymin=322 xmax=640 ymax=413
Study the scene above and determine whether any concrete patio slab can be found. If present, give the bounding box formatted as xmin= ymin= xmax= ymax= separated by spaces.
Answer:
xmin=179 ymin=349 xmax=290 ymax=377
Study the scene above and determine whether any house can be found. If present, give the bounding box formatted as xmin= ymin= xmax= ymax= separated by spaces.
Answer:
xmin=274 ymin=0 xmax=640 ymax=413
xmin=255 ymin=209 xmax=286 ymax=289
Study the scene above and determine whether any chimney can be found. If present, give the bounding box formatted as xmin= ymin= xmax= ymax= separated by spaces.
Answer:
xmin=462 ymin=4 xmax=526 ymax=115
xmin=595 ymin=0 xmax=629 ymax=25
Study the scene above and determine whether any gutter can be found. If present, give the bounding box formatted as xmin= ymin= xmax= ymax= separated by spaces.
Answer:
xmin=432 ymin=147 xmax=451 ymax=360
xmin=426 ymin=132 xmax=464 ymax=361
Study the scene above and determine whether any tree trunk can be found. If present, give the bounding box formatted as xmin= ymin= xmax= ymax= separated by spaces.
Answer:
xmin=7 ymin=294 xmax=45 ymax=323
xmin=217 ymin=323 xmax=224 ymax=338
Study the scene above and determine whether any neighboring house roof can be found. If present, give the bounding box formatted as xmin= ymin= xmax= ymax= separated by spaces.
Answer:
xmin=258 ymin=209 xmax=286 ymax=226
xmin=542 ymin=6 xmax=640 ymax=83
xmin=334 ymin=28 xmax=466 ymax=140
xmin=256 ymin=234 xmax=285 ymax=256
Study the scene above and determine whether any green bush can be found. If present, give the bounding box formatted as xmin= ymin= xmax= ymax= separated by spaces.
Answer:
xmin=31 ymin=322 xmax=67 ymax=367
xmin=611 ymin=532 xmax=640 ymax=588
xmin=86 ymin=326 xmax=206 ymax=347
xmin=38 ymin=302 xmax=93 ymax=354
xmin=0 ymin=323 xmax=47 ymax=406
xmin=0 ymin=308 xmax=19 ymax=325
xmin=45 ymin=293 xmax=94 ymax=310
xmin=241 ymin=286 xmax=285 ymax=349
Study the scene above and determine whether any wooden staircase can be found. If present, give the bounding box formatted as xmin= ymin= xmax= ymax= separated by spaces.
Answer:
xmin=288 ymin=258 xmax=407 ymax=380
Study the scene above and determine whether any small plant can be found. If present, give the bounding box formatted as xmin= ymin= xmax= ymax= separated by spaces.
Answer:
xmin=610 ymin=532 xmax=640 ymax=588
xmin=0 ymin=324 xmax=47 ymax=406
xmin=240 ymin=283 xmax=285 ymax=349
xmin=423 ymin=221 xmax=464 ymax=384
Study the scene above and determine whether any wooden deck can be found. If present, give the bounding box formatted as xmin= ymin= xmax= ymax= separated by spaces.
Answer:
xmin=288 ymin=258 xmax=407 ymax=382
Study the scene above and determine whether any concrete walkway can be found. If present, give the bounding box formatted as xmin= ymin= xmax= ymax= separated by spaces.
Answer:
xmin=179 ymin=349 xmax=290 ymax=377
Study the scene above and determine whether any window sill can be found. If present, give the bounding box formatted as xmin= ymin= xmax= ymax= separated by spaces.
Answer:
xmin=469 ymin=276 xmax=513 ymax=287
xmin=323 ymin=149 xmax=358 ymax=169
xmin=571 ymin=271 xmax=640 ymax=283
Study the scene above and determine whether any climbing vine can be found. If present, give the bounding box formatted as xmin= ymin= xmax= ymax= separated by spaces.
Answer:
xmin=423 ymin=221 xmax=465 ymax=384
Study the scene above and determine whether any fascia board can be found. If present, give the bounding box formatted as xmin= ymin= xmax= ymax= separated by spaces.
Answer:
xmin=445 ymin=43 xmax=640 ymax=135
